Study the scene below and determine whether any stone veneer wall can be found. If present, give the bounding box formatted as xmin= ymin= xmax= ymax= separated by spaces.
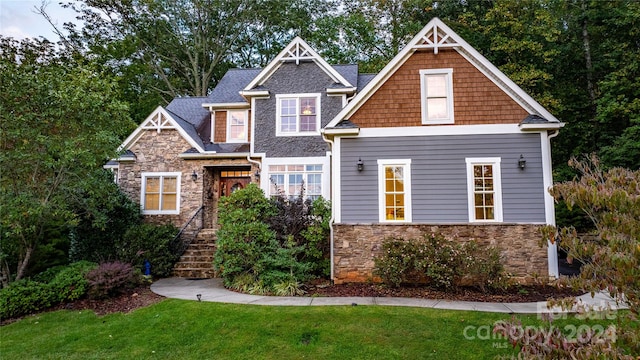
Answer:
xmin=118 ymin=129 xmax=258 ymax=230
xmin=332 ymin=223 xmax=548 ymax=284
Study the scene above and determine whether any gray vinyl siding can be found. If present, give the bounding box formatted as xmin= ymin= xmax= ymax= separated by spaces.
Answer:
xmin=253 ymin=62 xmax=344 ymax=157
xmin=340 ymin=133 xmax=546 ymax=223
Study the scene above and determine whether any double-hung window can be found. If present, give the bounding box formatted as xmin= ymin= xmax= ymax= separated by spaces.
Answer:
xmin=378 ymin=159 xmax=412 ymax=222
xmin=141 ymin=172 xmax=181 ymax=215
xmin=268 ymin=164 xmax=323 ymax=200
xmin=276 ymin=94 xmax=321 ymax=136
xmin=465 ymin=158 xmax=503 ymax=222
xmin=227 ymin=110 xmax=248 ymax=142
xmin=420 ymin=68 xmax=454 ymax=124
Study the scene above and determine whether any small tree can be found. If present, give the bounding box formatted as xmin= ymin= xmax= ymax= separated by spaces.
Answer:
xmin=507 ymin=155 xmax=640 ymax=358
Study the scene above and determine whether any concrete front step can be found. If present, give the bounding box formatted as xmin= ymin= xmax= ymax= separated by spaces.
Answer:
xmin=172 ymin=228 xmax=218 ymax=279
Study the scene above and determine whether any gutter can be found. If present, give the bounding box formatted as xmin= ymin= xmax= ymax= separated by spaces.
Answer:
xmin=321 ymin=131 xmax=336 ymax=282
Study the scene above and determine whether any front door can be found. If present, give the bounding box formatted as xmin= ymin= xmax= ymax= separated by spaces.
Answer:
xmin=219 ymin=170 xmax=252 ymax=198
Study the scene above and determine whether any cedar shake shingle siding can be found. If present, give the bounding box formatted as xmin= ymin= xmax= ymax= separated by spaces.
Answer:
xmin=213 ymin=110 xmax=252 ymax=143
xmin=214 ymin=111 xmax=226 ymax=143
xmin=350 ymin=49 xmax=529 ymax=127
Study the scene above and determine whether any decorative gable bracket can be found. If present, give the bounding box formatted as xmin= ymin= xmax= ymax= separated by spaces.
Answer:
xmin=282 ymin=41 xmax=315 ymax=65
xmin=412 ymin=23 xmax=459 ymax=54
xmin=141 ymin=111 xmax=175 ymax=133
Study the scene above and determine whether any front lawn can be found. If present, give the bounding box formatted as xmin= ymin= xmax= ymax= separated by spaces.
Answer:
xmin=0 ymin=299 xmax=622 ymax=359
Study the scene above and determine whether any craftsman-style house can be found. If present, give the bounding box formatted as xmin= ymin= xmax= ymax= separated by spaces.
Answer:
xmin=111 ymin=18 xmax=563 ymax=282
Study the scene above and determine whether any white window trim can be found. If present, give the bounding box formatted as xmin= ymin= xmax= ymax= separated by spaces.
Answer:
xmin=261 ymin=156 xmax=330 ymax=200
xmin=226 ymin=110 xmax=249 ymax=143
xmin=275 ymin=93 xmax=321 ymax=136
xmin=465 ymin=157 xmax=503 ymax=223
xmin=420 ymin=68 xmax=454 ymax=125
xmin=377 ymin=159 xmax=412 ymax=223
xmin=141 ymin=172 xmax=181 ymax=215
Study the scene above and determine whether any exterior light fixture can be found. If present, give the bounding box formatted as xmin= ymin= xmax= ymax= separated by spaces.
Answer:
xmin=255 ymin=170 xmax=261 ymax=180
xmin=197 ymin=293 xmax=202 ymax=301
xmin=518 ymin=155 xmax=526 ymax=170
xmin=357 ymin=158 xmax=364 ymax=172
xmin=191 ymin=170 xmax=198 ymax=181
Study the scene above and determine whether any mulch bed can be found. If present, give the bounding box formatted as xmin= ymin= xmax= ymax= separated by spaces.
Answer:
xmin=303 ymin=282 xmax=583 ymax=303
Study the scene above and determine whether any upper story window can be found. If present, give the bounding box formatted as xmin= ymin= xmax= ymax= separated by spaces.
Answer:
xmin=276 ymin=93 xmax=321 ymax=136
xmin=465 ymin=158 xmax=503 ymax=222
xmin=378 ymin=159 xmax=412 ymax=222
xmin=227 ymin=110 xmax=248 ymax=142
xmin=420 ymin=68 xmax=454 ymax=124
xmin=141 ymin=172 xmax=181 ymax=215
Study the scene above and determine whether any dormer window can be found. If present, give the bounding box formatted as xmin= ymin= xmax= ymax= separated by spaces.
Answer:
xmin=227 ymin=110 xmax=248 ymax=142
xmin=276 ymin=93 xmax=321 ymax=136
xmin=420 ymin=69 xmax=454 ymax=124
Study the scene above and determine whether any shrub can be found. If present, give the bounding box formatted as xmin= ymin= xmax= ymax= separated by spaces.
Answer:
xmin=116 ymin=223 xmax=180 ymax=277
xmin=374 ymin=234 xmax=506 ymax=291
xmin=214 ymin=184 xmax=331 ymax=293
xmin=49 ymin=261 xmax=97 ymax=302
xmin=0 ymin=261 xmax=96 ymax=319
xmin=86 ymin=261 xmax=141 ymax=299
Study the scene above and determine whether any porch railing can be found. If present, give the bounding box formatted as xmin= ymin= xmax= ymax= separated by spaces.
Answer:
xmin=173 ymin=206 xmax=204 ymax=257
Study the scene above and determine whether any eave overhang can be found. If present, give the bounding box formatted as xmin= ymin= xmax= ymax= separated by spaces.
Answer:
xmin=326 ymin=87 xmax=357 ymax=95
xmin=179 ymin=152 xmax=253 ymax=160
xmin=202 ymin=102 xmax=250 ymax=110
xmin=519 ymin=122 xmax=565 ymax=131
xmin=321 ymin=127 xmax=360 ymax=136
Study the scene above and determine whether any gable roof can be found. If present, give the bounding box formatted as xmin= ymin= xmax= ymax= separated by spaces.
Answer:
xmin=117 ymin=106 xmax=206 ymax=154
xmin=326 ymin=17 xmax=560 ymax=129
xmin=243 ymin=37 xmax=353 ymax=92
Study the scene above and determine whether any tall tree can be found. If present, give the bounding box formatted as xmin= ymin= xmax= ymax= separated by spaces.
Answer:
xmin=0 ymin=37 xmax=135 ymax=284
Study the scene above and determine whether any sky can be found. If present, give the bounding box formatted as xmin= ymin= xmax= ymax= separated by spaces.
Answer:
xmin=0 ymin=0 xmax=80 ymax=41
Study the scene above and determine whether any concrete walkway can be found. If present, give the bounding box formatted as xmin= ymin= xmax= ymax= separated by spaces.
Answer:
xmin=151 ymin=278 xmax=626 ymax=314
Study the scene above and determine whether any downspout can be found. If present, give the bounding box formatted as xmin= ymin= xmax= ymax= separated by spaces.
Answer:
xmin=246 ymin=155 xmax=262 ymax=184
xmin=547 ymin=129 xmax=561 ymax=278
xmin=321 ymin=131 xmax=335 ymax=282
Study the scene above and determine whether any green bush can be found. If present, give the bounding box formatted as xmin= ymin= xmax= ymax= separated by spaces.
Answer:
xmin=214 ymin=184 xmax=331 ymax=294
xmin=0 ymin=261 xmax=96 ymax=319
xmin=49 ymin=261 xmax=97 ymax=302
xmin=374 ymin=234 xmax=507 ymax=291
xmin=86 ymin=261 xmax=141 ymax=299
xmin=116 ymin=223 xmax=180 ymax=277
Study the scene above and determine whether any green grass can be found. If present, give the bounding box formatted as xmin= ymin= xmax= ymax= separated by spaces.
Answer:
xmin=0 ymin=299 xmax=622 ymax=359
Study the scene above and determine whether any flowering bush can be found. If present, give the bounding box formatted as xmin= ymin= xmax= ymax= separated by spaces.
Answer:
xmin=374 ymin=233 xmax=506 ymax=291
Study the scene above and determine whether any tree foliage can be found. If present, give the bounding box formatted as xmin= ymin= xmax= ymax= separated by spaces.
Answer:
xmin=542 ymin=155 xmax=640 ymax=353
xmin=0 ymin=37 xmax=135 ymax=285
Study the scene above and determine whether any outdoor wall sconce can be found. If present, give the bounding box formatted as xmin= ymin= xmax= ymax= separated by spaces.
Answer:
xmin=357 ymin=158 xmax=364 ymax=172
xmin=191 ymin=170 xmax=198 ymax=182
xmin=255 ymin=170 xmax=261 ymax=180
xmin=518 ymin=154 xmax=526 ymax=170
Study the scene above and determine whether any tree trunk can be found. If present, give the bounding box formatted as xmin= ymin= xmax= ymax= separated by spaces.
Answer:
xmin=15 ymin=246 xmax=33 ymax=281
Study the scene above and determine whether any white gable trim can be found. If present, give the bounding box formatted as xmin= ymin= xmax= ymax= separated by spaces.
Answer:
xmin=326 ymin=17 xmax=560 ymax=128
xmin=117 ymin=106 xmax=205 ymax=153
xmin=243 ymin=37 xmax=352 ymax=91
